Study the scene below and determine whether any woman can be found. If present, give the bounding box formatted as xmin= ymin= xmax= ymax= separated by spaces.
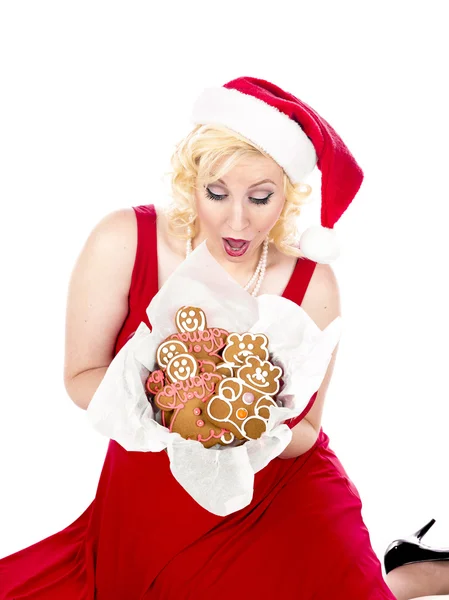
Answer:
xmin=1 ymin=76 xmax=446 ymax=599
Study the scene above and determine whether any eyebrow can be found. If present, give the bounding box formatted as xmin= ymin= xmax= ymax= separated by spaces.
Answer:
xmin=217 ymin=178 xmax=276 ymax=188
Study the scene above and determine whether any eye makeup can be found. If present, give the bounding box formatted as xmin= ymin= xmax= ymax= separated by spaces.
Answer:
xmin=205 ymin=187 xmax=274 ymax=206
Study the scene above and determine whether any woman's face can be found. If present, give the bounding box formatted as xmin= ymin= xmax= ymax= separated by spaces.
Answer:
xmin=194 ymin=154 xmax=285 ymax=263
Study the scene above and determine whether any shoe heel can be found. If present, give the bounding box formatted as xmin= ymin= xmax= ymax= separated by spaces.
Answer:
xmin=412 ymin=518 xmax=436 ymax=541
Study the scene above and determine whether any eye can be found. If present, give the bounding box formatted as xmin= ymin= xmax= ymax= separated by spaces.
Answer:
xmin=250 ymin=193 xmax=274 ymax=206
xmin=205 ymin=187 xmax=274 ymax=206
xmin=205 ymin=188 xmax=226 ymax=201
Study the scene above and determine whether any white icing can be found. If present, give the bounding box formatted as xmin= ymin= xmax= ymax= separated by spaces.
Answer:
xmin=156 ymin=340 xmax=188 ymax=368
xmin=237 ymin=356 xmax=282 ymax=395
xmin=166 ymin=353 xmax=198 ymax=382
xmin=207 ymin=378 xmax=277 ymax=441
xmin=176 ymin=306 xmax=207 ymax=333
xmin=222 ymin=332 xmax=269 ymax=366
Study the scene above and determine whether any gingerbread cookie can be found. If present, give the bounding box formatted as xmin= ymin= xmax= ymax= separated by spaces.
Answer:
xmin=237 ymin=355 xmax=282 ymax=396
xmin=145 ymin=369 xmax=173 ymax=426
xmin=197 ymin=358 xmax=217 ymax=374
xmin=165 ymin=353 xmax=199 ymax=383
xmin=175 ymin=306 xmax=207 ymax=333
xmin=222 ymin=332 xmax=269 ymax=367
xmin=168 ymin=327 xmax=229 ymax=365
xmin=215 ymin=362 xmax=235 ymax=378
xmin=147 ymin=306 xmax=284 ymax=446
xmin=145 ymin=369 xmax=166 ymax=396
xmin=206 ymin=355 xmax=282 ymax=441
xmin=156 ymin=340 xmax=189 ymax=370
xmin=154 ymin=370 xmax=233 ymax=448
xmin=154 ymin=370 xmax=221 ymax=412
xmin=206 ymin=377 xmax=277 ymax=441
xmin=161 ymin=409 xmax=173 ymax=428
xmin=169 ymin=396 xmax=234 ymax=448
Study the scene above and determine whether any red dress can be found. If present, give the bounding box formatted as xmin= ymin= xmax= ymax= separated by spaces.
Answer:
xmin=0 ymin=205 xmax=396 ymax=599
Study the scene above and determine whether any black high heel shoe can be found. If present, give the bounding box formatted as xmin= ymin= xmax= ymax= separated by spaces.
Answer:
xmin=384 ymin=518 xmax=449 ymax=574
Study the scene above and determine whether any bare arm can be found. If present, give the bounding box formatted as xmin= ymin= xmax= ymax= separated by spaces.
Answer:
xmin=278 ymin=263 xmax=342 ymax=458
xmin=277 ymin=419 xmax=320 ymax=459
xmin=63 ymin=208 xmax=138 ymax=410
xmin=65 ymin=366 xmax=110 ymax=411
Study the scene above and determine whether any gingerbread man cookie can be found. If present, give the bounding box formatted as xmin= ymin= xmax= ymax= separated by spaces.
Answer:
xmin=145 ymin=369 xmax=166 ymax=396
xmin=156 ymin=340 xmax=189 ymax=370
xmin=196 ymin=358 xmax=218 ymax=374
xmin=165 ymin=353 xmax=199 ymax=383
xmin=168 ymin=327 xmax=229 ymax=365
xmin=154 ymin=369 xmax=233 ymax=448
xmin=145 ymin=369 xmax=173 ymax=426
xmin=175 ymin=306 xmax=207 ymax=333
xmin=168 ymin=396 xmax=234 ymax=448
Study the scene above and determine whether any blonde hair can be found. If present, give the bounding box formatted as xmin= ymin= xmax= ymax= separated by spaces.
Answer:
xmin=162 ymin=123 xmax=313 ymax=258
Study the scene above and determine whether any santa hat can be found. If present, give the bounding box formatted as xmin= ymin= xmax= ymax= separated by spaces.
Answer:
xmin=190 ymin=76 xmax=364 ymax=264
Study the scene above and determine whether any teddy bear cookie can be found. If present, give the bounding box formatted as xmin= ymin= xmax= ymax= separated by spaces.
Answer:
xmin=209 ymin=332 xmax=271 ymax=383
xmin=206 ymin=355 xmax=282 ymax=441
xmin=222 ymin=332 xmax=269 ymax=367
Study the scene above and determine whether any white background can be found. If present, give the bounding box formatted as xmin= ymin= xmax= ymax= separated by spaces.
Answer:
xmin=1 ymin=0 xmax=448 ymax=587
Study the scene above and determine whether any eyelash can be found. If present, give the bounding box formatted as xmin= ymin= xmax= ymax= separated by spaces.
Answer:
xmin=205 ymin=188 xmax=274 ymax=205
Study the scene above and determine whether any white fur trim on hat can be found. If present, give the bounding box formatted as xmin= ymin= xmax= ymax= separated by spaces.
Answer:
xmin=299 ymin=226 xmax=341 ymax=264
xmin=190 ymin=87 xmax=318 ymax=184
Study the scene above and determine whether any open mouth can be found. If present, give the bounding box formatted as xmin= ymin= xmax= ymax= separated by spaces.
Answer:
xmin=222 ymin=238 xmax=250 ymax=257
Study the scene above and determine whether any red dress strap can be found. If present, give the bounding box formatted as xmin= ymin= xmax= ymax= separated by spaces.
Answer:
xmin=128 ymin=204 xmax=159 ymax=316
xmin=282 ymin=255 xmax=319 ymax=427
xmin=113 ymin=204 xmax=159 ymax=355
xmin=282 ymin=255 xmax=317 ymax=307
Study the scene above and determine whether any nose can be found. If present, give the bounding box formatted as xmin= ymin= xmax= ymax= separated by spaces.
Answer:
xmin=226 ymin=200 xmax=250 ymax=233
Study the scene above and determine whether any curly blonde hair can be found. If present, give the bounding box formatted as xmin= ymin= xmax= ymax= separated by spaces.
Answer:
xmin=162 ymin=123 xmax=313 ymax=258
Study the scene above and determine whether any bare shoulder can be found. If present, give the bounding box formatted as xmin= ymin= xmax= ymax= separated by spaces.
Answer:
xmin=91 ymin=206 xmax=137 ymax=246
xmin=71 ymin=207 xmax=138 ymax=295
xmin=301 ymin=262 xmax=342 ymax=331
xmin=63 ymin=207 xmax=138 ymax=385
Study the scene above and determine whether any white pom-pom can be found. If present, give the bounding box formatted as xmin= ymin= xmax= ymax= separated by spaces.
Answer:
xmin=299 ymin=225 xmax=340 ymax=264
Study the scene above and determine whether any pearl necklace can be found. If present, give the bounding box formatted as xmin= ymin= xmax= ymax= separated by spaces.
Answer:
xmin=185 ymin=226 xmax=269 ymax=297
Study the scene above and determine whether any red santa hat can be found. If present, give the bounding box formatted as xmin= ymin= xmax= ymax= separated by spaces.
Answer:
xmin=190 ymin=76 xmax=364 ymax=264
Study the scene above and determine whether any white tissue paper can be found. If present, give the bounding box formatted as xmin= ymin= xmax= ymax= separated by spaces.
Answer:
xmin=86 ymin=240 xmax=343 ymax=516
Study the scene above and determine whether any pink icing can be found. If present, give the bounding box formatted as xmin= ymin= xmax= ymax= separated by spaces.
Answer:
xmin=242 ymin=392 xmax=255 ymax=404
xmin=197 ymin=428 xmax=230 ymax=443
xmin=197 ymin=359 xmax=217 ymax=374
xmin=155 ymin=371 xmax=222 ymax=411
xmin=146 ymin=369 xmax=165 ymax=394
xmin=196 ymin=419 xmax=205 ymax=427
xmin=193 ymin=407 xmax=201 ymax=415
xmin=169 ymin=328 xmax=228 ymax=359
xmin=161 ymin=410 xmax=170 ymax=428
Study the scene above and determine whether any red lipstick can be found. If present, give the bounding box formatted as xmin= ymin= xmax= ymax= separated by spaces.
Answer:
xmin=222 ymin=237 xmax=251 ymax=257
